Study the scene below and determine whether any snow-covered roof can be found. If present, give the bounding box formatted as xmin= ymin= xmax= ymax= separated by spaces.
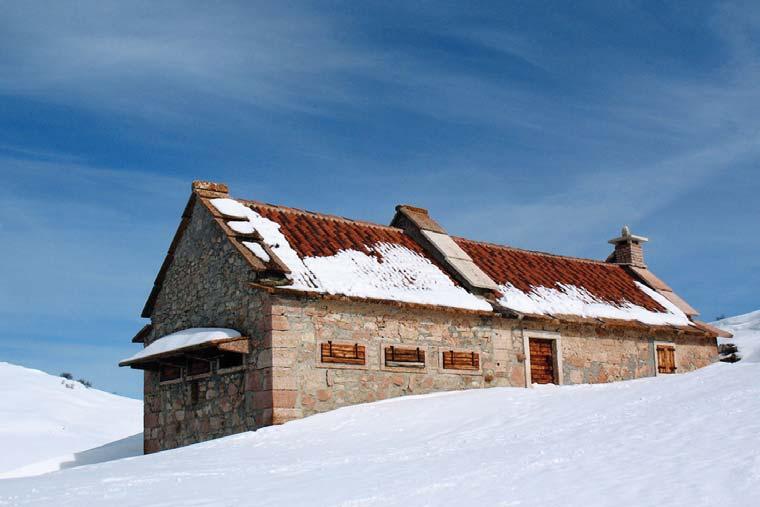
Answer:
xmin=120 ymin=328 xmax=242 ymax=366
xmin=455 ymin=238 xmax=692 ymax=327
xmin=205 ymin=196 xmax=696 ymax=326
xmin=210 ymin=198 xmax=492 ymax=312
xmin=140 ymin=184 xmax=705 ymax=332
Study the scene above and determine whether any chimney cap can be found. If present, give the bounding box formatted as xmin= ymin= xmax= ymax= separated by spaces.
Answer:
xmin=608 ymin=225 xmax=648 ymax=245
xmin=395 ymin=204 xmax=430 ymax=215
xmin=192 ymin=180 xmax=229 ymax=197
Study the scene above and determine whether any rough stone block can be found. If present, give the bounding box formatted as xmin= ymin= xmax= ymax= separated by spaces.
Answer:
xmin=144 ymin=412 xmax=159 ymax=428
xmin=271 ymin=390 xmax=297 ymax=408
xmin=272 ymin=408 xmax=303 ymax=425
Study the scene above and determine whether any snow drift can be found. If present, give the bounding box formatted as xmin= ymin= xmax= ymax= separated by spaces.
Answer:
xmin=0 ymin=362 xmax=142 ymax=479
xmin=715 ymin=309 xmax=760 ymax=362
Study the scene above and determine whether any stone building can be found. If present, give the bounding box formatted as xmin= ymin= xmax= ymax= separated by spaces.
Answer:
xmin=121 ymin=181 xmax=726 ymax=453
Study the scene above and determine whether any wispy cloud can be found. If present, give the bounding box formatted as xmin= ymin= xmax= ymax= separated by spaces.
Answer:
xmin=0 ymin=156 xmax=187 ymax=318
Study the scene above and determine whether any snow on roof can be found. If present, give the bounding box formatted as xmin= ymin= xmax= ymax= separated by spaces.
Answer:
xmin=496 ymin=281 xmax=691 ymax=326
xmin=242 ymin=241 xmax=270 ymax=263
xmin=455 ymin=237 xmax=693 ymax=325
xmin=207 ymin=197 xmax=698 ymax=326
xmin=121 ymin=328 xmax=241 ymax=364
xmin=210 ymin=198 xmax=492 ymax=311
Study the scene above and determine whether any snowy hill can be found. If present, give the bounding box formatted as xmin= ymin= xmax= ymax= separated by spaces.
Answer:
xmin=0 ymin=362 xmax=142 ymax=479
xmin=2 ymin=345 xmax=759 ymax=506
xmin=715 ymin=309 xmax=760 ymax=361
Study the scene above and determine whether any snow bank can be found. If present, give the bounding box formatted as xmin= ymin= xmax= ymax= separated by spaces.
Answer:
xmin=3 ymin=357 xmax=759 ymax=506
xmin=121 ymin=328 xmax=241 ymax=363
xmin=1 ymin=434 xmax=143 ymax=480
xmin=714 ymin=310 xmax=760 ymax=362
xmin=497 ymin=281 xmax=692 ymax=326
xmin=0 ymin=362 xmax=142 ymax=478
xmin=210 ymin=198 xmax=492 ymax=311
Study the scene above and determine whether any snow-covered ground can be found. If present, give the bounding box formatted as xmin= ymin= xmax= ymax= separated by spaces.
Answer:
xmin=715 ymin=309 xmax=760 ymax=361
xmin=0 ymin=362 xmax=142 ymax=479
xmin=2 ymin=314 xmax=759 ymax=507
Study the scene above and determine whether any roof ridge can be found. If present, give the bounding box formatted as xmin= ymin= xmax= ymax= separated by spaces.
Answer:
xmin=453 ymin=236 xmax=617 ymax=267
xmin=236 ymin=198 xmax=404 ymax=232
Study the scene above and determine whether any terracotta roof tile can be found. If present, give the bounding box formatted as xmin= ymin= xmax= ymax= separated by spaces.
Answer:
xmin=248 ymin=203 xmax=427 ymax=260
xmin=454 ymin=238 xmax=665 ymax=312
xmin=225 ymin=199 xmax=683 ymax=319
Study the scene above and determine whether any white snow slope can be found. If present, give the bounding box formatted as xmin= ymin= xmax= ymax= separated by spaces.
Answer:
xmin=715 ymin=309 xmax=760 ymax=361
xmin=2 ymin=329 xmax=760 ymax=507
xmin=0 ymin=362 xmax=142 ymax=479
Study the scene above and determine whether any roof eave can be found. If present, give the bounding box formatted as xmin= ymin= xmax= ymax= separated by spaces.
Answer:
xmin=119 ymin=336 xmax=249 ymax=368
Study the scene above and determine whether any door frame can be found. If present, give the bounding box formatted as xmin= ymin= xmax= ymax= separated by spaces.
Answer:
xmin=523 ymin=330 xmax=563 ymax=387
xmin=654 ymin=341 xmax=677 ymax=376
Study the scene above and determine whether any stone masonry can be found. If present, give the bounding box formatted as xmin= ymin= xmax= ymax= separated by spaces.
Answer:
xmin=143 ymin=197 xmax=272 ymax=452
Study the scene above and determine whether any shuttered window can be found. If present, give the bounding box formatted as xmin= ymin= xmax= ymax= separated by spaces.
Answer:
xmin=657 ymin=345 xmax=676 ymax=374
xmin=320 ymin=342 xmax=366 ymax=365
xmin=442 ymin=350 xmax=480 ymax=370
xmin=385 ymin=346 xmax=425 ymax=367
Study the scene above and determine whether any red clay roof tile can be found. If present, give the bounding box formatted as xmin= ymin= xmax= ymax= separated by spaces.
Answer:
xmin=248 ymin=203 xmax=427 ymax=260
xmin=454 ymin=238 xmax=665 ymax=312
xmin=240 ymin=200 xmax=669 ymax=314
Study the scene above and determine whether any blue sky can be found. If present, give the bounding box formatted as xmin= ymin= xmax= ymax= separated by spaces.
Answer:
xmin=1 ymin=1 xmax=758 ymax=398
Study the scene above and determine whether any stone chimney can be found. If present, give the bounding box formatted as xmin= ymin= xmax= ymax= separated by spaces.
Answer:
xmin=607 ymin=225 xmax=648 ymax=268
xmin=191 ymin=180 xmax=229 ymax=198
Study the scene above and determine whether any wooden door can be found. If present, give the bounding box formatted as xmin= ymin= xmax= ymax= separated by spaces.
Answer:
xmin=657 ymin=345 xmax=676 ymax=374
xmin=529 ymin=338 xmax=556 ymax=384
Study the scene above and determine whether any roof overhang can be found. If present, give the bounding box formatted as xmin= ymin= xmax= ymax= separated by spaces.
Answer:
xmin=692 ymin=320 xmax=733 ymax=339
xmin=120 ymin=336 xmax=249 ymax=369
xmin=626 ymin=266 xmax=700 ymax=317
xmin=131 ymin=323 xmax=152 ymax=343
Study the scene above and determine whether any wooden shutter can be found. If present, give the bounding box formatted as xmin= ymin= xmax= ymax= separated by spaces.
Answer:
xmin=320 ymin=342 xmax=366 ymax=365
xmin=442 ymin=350 xmax=479 ymax=370
xmin=657 ymin=345 xmax=676 ymax=374
xmin=385 ymin=346 xmax=425 ymax=367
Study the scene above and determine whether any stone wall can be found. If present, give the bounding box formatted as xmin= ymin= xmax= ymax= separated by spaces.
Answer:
xmin=263 ymin=294 xmax=717 ymax=423
xmin=268 ymin=294 xmax=525 ymax=421
xmin=673 ymin=334 xmax=718 ymax=372
xmin=143 ymin=198 xmax=272 ymax=453
xmin=143 ymin=368 xmax=247 ymax=452
xmin=560 ymin=325 xmax=656 ymax=384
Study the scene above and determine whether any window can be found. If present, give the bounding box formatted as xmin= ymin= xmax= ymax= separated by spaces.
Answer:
xmin=190 ymin=381 xmax=200 ymax=404
xmin=656 ymin=344 xmax=676 ymax=374
xmin=159 ymin=364 xmax=182 ymax=382
xmin=442 ymin=350 xmax=480 ymax=371
xmin=384 ymin=345 xmax=425 ymax=368
xmin=187 ymin=358 xmax=211 ymax=376
xmin=218 ymin=352 xmax=244 ymax=370
xmin=320 ymin=341 xmax=366 ymax=365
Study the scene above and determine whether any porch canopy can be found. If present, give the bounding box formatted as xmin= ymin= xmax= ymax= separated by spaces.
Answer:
xmin=119 ymin=328 xmax=249 ymax=370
